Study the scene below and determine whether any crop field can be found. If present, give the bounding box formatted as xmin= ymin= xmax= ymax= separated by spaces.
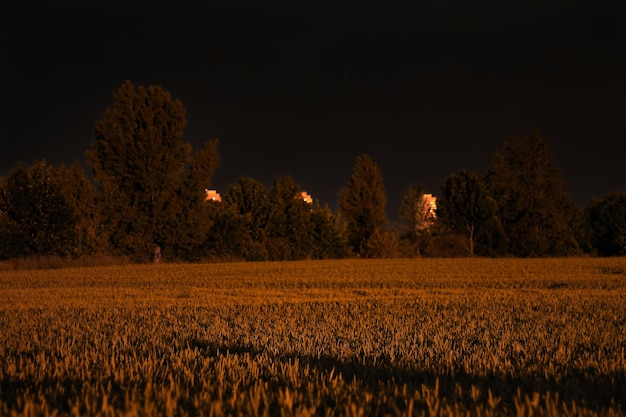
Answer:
xmin=1 ymin=258 xmax=625 ymax=416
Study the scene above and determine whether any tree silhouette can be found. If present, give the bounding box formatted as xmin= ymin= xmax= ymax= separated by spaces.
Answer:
xmin=86 ymin=81 xmax=193 ymax=260
xmin=223 ymin=177 xmax=272 ymax=261
xmin=168 ymin=140 xmax=221 ymax=260
xmin=338 ymin=154 xmax=391 ymax=257
xmin=438 ymin=170 xmax=505 ymax=256
xmin=487 ymin=131 xmax=580 ymax=256
xmin=0 ymin=161 xmax=78 ymax=259
xmin=586 ymin=190 xmax=626 ymax=256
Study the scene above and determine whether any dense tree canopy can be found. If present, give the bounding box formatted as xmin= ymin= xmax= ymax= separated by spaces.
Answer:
xmin=168 ymin=140 xmax=221 ymax=261
xmin=0 ymin=161 xmax=83 ymax=259
xmin=86 ymin=80 xmax=219 ymax=261
xmin=438 ymin=170 xmax=505 ymax=256
xmin=1 ymin=82 xmax=623 ymax=263
xmin=487 ymin=131 xmax=580 ymax=257
xmin=55 ymin=161 xmax=99 ymax=256
xmin=586 ymin=190 xmax=626 ymax=256
xmin=213 ymin=176 xmax=349 ymax=261
xmin=267 ymin=176 xmax=314 ymax=260
xmin=223 ymin=177 xmax=272 ymax=258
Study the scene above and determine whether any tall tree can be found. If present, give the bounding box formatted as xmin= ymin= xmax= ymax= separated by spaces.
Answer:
xmin=585 ymin=190 xmax=626 ymax=256
xmin=487 ymin=131 xmax=580 ymax=256
xmin=438 ymin=170 xmax=505 ymax=256
xmin=338 ymin=154 xmax=391 ymax=257
xmin=86 ymin=80 xmax=191 ymax=260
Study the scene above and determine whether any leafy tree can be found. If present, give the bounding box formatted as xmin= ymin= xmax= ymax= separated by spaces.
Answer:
xmin=338 ymin=154 xmax=391 ymax=257
xmin=86 ymin=80 xmax=192 ymax=260
xmin=209 ymin=176 xmax=349 ymax=261
xmin=268 ymin=176 xmax=314 ymax=260
xmin=362 ymin=227 xmax=399 ymax=258
xmin=0 ymin=161 xmax=78 ymax=259
xmin=204 ymin=203 xmax=248 ymax=260
xmin=56 ymin=161 xmax=98 ymax=256
xmin=167 ymin=140 xmax=221 ymax=260
xmin=486 ymin=131 xmax=580 ymax=256
xmin=585 ymin=190 xmax=626 ymax=256
xmin=222 ymin=177 xmax=272 ymax=261
xmin=398 ymin=184 xmax=432 ymax=257
xmin=309 ymin=205 xmax=350 ymax=259
xmin=437 ymin=170 xmax=505 ymax=256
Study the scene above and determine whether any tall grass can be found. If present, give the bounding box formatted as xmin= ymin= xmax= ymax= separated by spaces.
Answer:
xmin=1 ymin=258 xmax=625 ymax=416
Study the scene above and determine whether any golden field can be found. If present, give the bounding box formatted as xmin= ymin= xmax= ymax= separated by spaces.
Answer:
xmin=0 ymin=258 xmax=625 ymax=416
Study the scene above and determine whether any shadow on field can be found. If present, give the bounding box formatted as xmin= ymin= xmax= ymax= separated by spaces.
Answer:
xmin=189 ymin=338 xmax=626 ymax=412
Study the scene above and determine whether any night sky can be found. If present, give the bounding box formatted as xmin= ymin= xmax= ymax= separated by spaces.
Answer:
xmin=3 ymin=1 xmax=625 ymax=219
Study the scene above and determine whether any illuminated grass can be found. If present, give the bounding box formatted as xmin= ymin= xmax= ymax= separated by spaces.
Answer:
xmin=1 ymin=258 xmax=625 ymax=416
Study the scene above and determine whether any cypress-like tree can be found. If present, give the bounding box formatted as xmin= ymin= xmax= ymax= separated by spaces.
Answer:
xmin=86 ymin=81 xmax=191 ymax=260
xmin=487 ymin=131 xmax=580 ymax=256
xmin=338 ymin=154 xmax=391 ymax=257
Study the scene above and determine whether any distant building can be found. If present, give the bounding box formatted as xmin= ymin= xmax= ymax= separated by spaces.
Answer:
xmin=205 ymin=189 xmax=222 ymax=202
xmin=415 ymin=193 xmax=437 ymax=230
xmin=423 ymin=193 xmax=437 ymax=219
xmin=301 ymin=191 xmax=313 ymax=204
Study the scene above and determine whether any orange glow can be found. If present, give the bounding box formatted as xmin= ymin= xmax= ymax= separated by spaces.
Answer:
xmin=205 ymin=189 xmax=222 ymax=202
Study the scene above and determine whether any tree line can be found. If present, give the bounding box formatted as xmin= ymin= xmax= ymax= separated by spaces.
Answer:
xmin=1 ymin=81 xmax=624 ymax=264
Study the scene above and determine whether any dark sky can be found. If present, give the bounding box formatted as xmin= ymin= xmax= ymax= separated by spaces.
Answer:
xmin=3 ymin=1 xmax=625 ymax=219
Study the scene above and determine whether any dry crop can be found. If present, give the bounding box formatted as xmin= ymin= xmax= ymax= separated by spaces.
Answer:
xmin=1 ymin=258 xmax=625 ymax=416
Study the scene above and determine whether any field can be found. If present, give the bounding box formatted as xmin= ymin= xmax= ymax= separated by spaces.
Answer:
xmin=1 ymin=258 xmax=625 ymax=416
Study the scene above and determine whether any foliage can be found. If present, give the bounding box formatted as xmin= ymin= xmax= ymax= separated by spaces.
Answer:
xmin=309 ymin=206 xmax=351 ymax=259
xmin=438 ymin=170 xmax=505 ymax=256
xmin=360 ymin=227 xmax=398 ymax=258
xmin=85 ymin=81 xmax=188 ymax=259
xmin=585 ymin=190 xmax=626 ymax=256
xmin=168 ymin=140 xmax=221 ymax=261
xmin=86 ymin=80 xmax=219 ymax=261
xmin=422 ymin=229 xmax=468 ymax=257
xmin=1 ymin=258 xmax=625 ymax=416
xmin=0 ymin=161 xmax=82 ymax=259
xmin=487 ymin=131 xmax=581 ymax=257
xmin=213 ymin=177 xmax=350 ymax=261
xmin=56 ymin=161 xmax=99 ymax=256
xmin=221 ymin=177 xmax=272 ymax=260
xmin=338 ymin=154 xmax=390 ymax=257
xmin=203 ymin=203 xmax=248 ymax=261
xmin=267 ymin=176 xmax=314 ymax=260
xmin=1 ymin=81 xmax=623 ymax=260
